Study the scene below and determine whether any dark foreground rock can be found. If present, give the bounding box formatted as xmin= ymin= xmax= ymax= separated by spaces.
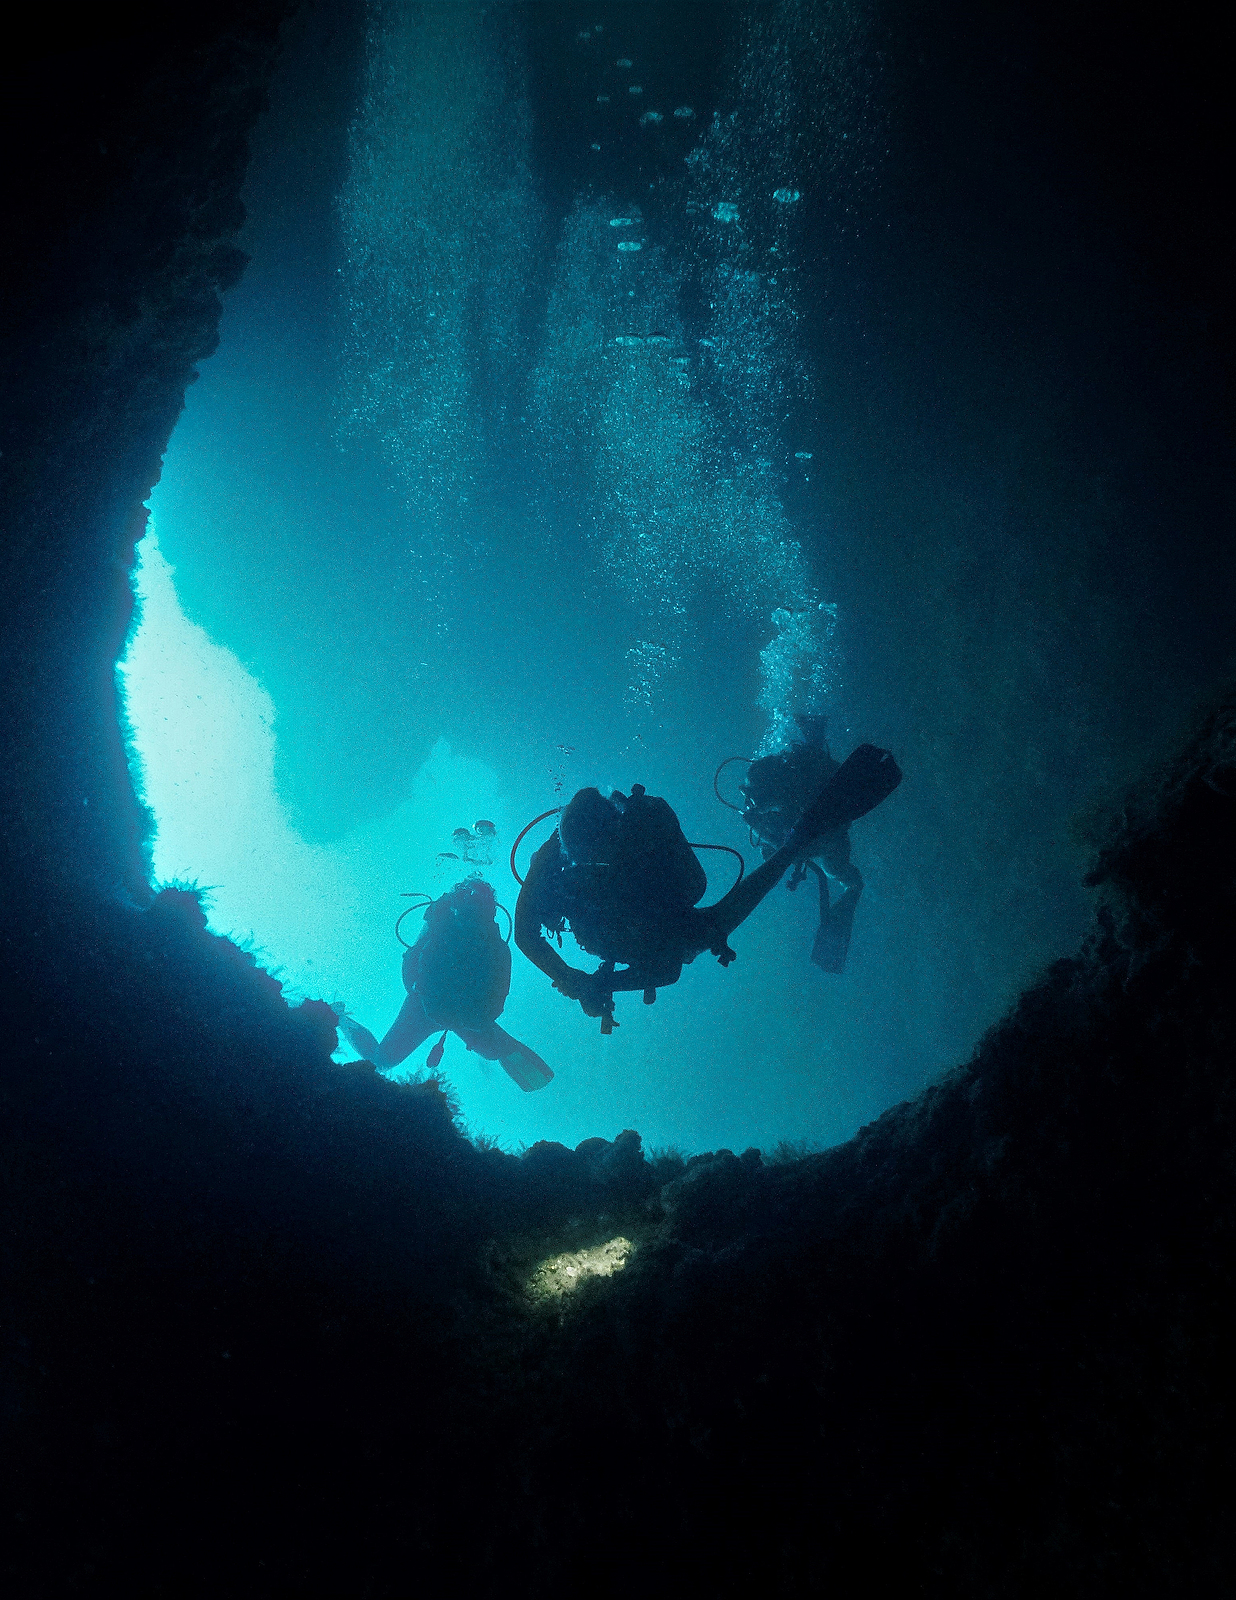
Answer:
xmin=2 ymin=5 xmax=1232 ymax=1596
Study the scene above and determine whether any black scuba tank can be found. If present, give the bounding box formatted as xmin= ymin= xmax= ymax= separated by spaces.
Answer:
xmin=555 ymin=785 xmax=706 ymax=964
xmin=404 ymin=888 xmax=511 ymax=1030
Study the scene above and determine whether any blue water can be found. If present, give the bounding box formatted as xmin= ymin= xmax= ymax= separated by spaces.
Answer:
xmin=120 ymin=0 xmax=1182 ymax=1155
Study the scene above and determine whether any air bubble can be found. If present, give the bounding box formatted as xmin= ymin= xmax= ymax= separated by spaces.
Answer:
xmin=673 ymin=106 xmax=695 ymax=119
xmin=609 ymin=216 xmax=635 ymax=227
xmin=773 ymin=188 xmax=802 ymax=204
xmin=712 ymin=201 xmax=739 ymax=223
xmin=597 ymin=94 xmax=610 ymax=103
xmin=640 ymin=110 xmax=663 ymax=125
xmin=629 ymin=85 xmax=643 ymax=95
xmin=794 ymin=451 xmax=813 ymax=460
xmin=617 ymin=241 xmax=643 ymax=252
xmin=616 ymin=57 xmax=632 ymax=67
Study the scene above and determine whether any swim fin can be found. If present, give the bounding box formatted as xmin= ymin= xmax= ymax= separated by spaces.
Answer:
xmin=794 ymin=744 xmax=902 ymax=845
xmin=812 ymin=887 xmax=860 ymax=974
xmin=500 ymin=1050 xmax=554 ymax=1093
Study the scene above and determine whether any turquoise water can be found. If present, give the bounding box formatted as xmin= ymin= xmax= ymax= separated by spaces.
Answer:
xmin=119 ymin=1 xmax=1137 ymax=1154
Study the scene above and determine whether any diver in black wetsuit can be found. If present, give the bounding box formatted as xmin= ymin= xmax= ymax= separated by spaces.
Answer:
xmin=337 ymin=877 xmax=553 ymax=1092
xmin=741 ymin=714 xmax=867 ymax=973
xmin=514 ymin=743 xmax=901 ymax=1029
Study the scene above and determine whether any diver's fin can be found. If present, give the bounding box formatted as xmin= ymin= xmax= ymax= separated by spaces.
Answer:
xmin=811 ymin=888 xmax=860 ymax=974
xmin=794 ymin=744 xmax=902 ymax=843
xmin=337 ymin=1014 xmax=387 ymax=1067
xmin=426 ymin=1030 xmax=448 ymax=1069
xmin=499 ymin=1050 xmax=554 ymax=1093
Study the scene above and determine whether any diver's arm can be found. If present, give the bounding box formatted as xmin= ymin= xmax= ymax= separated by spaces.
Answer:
xmin=514 ymin=838 xmax=592 ymax=997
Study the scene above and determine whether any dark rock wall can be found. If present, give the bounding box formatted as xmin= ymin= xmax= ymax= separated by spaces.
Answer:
xmin=1 ymin=4 xmax=1232 ymax=1596
xmin=1 ymin=6 xmax=287 ymax=909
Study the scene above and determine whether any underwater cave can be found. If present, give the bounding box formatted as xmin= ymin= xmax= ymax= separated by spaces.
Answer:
xmin=2 ymin=1 xmax=1233 ymax=1593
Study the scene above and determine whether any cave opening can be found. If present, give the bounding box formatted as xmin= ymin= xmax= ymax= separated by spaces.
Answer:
xmin=117 ymin=0 xmax=945 ymax=1157
xmin=117 ymin=0 xmax=1232 ymax=1165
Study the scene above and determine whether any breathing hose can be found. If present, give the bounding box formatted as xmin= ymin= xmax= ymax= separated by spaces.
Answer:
xmin=395 ymin=894 xmax=432 ymax=949
xmin=688 ymin=841 xmax=746 ymax=896
xmin=510 ymin=808 xmax=563 ymax=886
xmin=713 ymin=755 xmax=753 ymax=813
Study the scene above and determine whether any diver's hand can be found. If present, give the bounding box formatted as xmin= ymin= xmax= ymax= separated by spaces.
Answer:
xmin=573 ymin=970 xmax=617 ymax=1021
xmin=550 ymin=965 xmax=617 ymax=1026
xmin=550 ymin=966 xmax=586 ymax=1002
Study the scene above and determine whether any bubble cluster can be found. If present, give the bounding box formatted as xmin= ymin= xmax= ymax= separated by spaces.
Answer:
xmin=757 ymin=606 xmax=838 ymax=753
xmin=337 ymin=1 xmax=539 ymax=625
xmin=339 ymin=0 xmax=858 ymax=724
xmin=531 ymin=193 xmax=834 ymax=717
xmin=623 ymin=641 xmax=676 ymax=708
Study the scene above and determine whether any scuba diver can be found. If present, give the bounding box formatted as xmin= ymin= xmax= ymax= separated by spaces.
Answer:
xmin=336 ymin=877 xmax=553 ymax=1093
xmin=738 ymin=713 xmax=866 ymax=973
xmin=514 ymin=742 xmax=901 ymax=1031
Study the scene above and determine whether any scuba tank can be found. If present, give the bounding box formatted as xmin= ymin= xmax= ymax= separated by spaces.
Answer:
xmin=555 ymin=785 xmax=706 ymax=964
xmin=404 ymin=879 xmax=511 ymax=1031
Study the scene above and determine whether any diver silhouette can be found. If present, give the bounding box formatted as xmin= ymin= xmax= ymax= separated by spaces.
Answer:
xmin=337 ymin=877 xmax=553 ymax=1092
xmin=514 ymin=743 xmax=901 ymax=1029
xmin=739 ymin=713 xmax=868 ymax=973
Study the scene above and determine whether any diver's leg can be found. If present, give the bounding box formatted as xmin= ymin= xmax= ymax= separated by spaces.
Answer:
xmin=808 ymin=859 xmax=830 ymax=913
xmin=818 ymin=829 xmax=863 ymax=915
xmin=812 ymin=854 xmax=863 ymax=974
xmin=456 ymin=1022 xmax=554 ymax=1092
xmin=372 ymin=994 xmax=436 ymax=1067
xmin=806 ymin=859 xmax=831 ymax=946
xmin=829 ymin=860 xmax=863 ymax=898
xmin=338 ymin=1004 xmax=432 ymax=1069
xmin=694 ymin=833 xmax=805 ymax=953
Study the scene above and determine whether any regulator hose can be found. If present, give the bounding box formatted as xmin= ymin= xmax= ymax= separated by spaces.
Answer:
xmin=395 ymin=893 xmax=432 ymax=949
xmin=510 ymin=808 xmax=563 ymax=886
xmin=714 ymin=755 xmax=753 ymax=813
xmin=688 ymin=841 xmax=746 ymax=897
